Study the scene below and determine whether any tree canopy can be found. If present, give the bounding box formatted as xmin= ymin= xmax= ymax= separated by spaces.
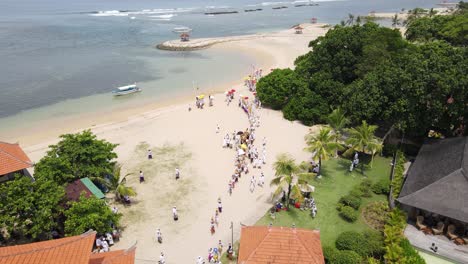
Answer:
xmin=34 ymin=130 xmax=118 ymax=186
xmin=64 ymin=194 xmax=121 ymax=236
xmin=256 ymin=18 xmax=468 ymax=137
xmin=0 ymin=175 xmax=65 ymax=240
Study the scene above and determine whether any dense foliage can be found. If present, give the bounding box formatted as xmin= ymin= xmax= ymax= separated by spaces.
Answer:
xmin=64 ymin=194 xmax=121 ymax=236
xmin=35 ymin=130 xmax=118 ymax=186
xmin=384 ymin=208 xmax=425 ymax=264
xmin=339 ymin=194 xmax=362 ymax=210
xmin=323 ymin=246 xmax=363 ymax=264
xmin=391 ymin=150 xmax=406 ymax=199
xmin=257 ymin=19 xmax=468 ymax=137
xmin=405 ymin=3 xmax=468 ymax=46
xmin=0 ymin=175 xmax=65 ymax=241
xmin=338 ymin=206 xmax=358 ymax=222
xmin=336 ymin=230 xmax=384 ymax=258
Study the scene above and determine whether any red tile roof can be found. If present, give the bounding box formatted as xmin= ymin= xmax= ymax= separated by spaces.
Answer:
xmin=0 ymin=142 xmax=33 ymax=175
xmin=89 ymin=247 xmax=136 ymax=264
xmin=238 ymin=226 xmax=325 ymax=264
xmin=0 ymin=231 xmax=135 ymax=264
xmin=0 ymin=231 xmax=96 ymax=264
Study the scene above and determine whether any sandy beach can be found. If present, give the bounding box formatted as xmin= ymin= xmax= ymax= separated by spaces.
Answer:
xmin=17 ymin=23 xmax=328 ymax=263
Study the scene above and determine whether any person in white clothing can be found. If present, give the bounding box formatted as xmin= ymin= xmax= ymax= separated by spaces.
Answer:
xmin=216 ymin=124 xmax=220 ymax=133
xmin=172 ymin=206 xmax=178 ymax=221
xmin=100 ymin=239 xmax=109 ymax=252
xmin=175 ymin=168 xmax=180 ymax=180
xmin=159 ymin=252 xmax=166 ymax=264
xmin=259 ymin=172 xmax=265 ymax=187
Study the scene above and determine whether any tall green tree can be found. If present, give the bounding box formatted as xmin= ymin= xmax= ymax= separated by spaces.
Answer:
xmin=305 ymin=127 xmax=342 ymax=175
xmin=346 ymin=121 xmax=381 ymax=174
xmin=270 ymin=153 xmax=312 ymax=208
xmin=64 ymin=194 xmax=121 ymax=236
xmin=327 ymin=108 xmax=349 ymax=142
xmin=0 ymin=175 xmax=65 ymax=241
xmin=35 ymin=130 xmax=118 ymax=186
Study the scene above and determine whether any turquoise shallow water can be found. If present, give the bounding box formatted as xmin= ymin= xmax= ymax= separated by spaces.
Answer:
xmin=0 ymin=0 xmax=442 ymax=131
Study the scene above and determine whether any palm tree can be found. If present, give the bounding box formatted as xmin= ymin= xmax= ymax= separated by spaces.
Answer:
xmin=111 ymin=164 xmax=136 ymax=202
xmin=345 ymin=121 xmax=381 ymax=174
xmin=355 ymin=16 xmax=362 ymax=25
xmin=327 ymin=108 xmax=349 ymax=156
xmin=346 ymin=13 xmax=355 ymax=25
xmin=368 ymin=139 xmax=383 ymax=168
xmin=305 ymin=127 xmax=342 ymax=176
xmin=270 ymin=153 xmax=313 ymax=209
xmin=391 ymin=14 xmax=400 ymax=28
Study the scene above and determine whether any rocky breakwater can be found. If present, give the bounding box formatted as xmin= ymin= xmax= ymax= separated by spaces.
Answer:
xmin=156 ymin=34 xmax=266 ymax=51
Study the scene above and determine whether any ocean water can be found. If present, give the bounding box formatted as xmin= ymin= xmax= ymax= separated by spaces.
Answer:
xmin=0 ymin=0 xmax=441 ymax=131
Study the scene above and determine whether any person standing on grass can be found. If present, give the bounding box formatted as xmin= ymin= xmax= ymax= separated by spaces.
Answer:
xmin=217 ymin=198 xmax=222 ymax=213
xmin=175 ymin=168 xmax=180 ymax=180
xmin=139 ymin=170 xmax=145 ymax=183
xmin=148 ymin=149 xmax=153 ymax=159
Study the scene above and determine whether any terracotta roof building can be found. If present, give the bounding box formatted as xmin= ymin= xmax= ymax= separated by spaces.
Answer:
xmin=0 ymin=231 xmax=135 ymax=264
xmin=66 ymin=177 xmax=106 ymax=202
xmin=237 ymin=226 xmax=325 ymax=264
xmin=0 ymin=142 xmax=33 ymax=183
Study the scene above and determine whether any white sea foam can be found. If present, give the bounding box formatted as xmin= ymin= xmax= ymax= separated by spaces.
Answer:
xmin=260 ymin=1 xmax=291 ymax=6
xmin=91 ymin=10 xmax=129 ymax=17
xmin=149 ymin=14 xmax=177 ymax=19
xmin=89 ymin=8 xmax=196 ymax=17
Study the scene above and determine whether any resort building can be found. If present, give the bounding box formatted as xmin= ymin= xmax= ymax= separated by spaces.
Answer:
xmin=0 ymin=142 xmax=33 ymax=183
xmin=237 ymin=226 xmax=325 ymax=264
xmin=0 ymin=230 xmax=135 ymax=264
xmin=398 ymin=136 xmax=468 ymax=263
xmin=66 ymin=177 xmax=106 ymax=202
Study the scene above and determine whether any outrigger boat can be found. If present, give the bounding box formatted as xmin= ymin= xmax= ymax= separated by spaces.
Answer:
xmin=112 ymin=83 xmax=141 ymax=96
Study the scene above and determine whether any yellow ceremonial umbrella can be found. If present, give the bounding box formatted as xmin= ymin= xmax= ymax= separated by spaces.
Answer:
xmin=198 ymin=94 xmax=205 ymax=99
xmin=241 ymin=144 xmax=247 ymax=150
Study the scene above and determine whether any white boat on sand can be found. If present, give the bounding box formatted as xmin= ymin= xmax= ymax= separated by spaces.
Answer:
xmin=112 ymin=83 xmax=141 ymax=96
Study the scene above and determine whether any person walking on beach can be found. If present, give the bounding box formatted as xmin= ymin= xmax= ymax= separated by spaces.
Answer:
xmin=148 ymin=149 xmax=153 ymax=159
xmin=159 ymin=252 xmax=166 ymax=264
xmin=218 ymin=240 xmax=224 ymax=255
xmin=259 ymin=172 xmax=265 ymax=187
xmin=217 ymin=198 xmax=222 ymax=213
xmin=210 ymin=217 xmax=216 ymax=234
xmin=215 ymin=210 xmax=219 ymax=226
xmin=139 ymin=170 xmax=145 ymax=183
xmin=175 ymin=168 xmax=180 ymax=180
xmin=216 ymin=124 xmax=220 ymax=134
xmin=156 ymin=228 xmax=162 ymax=243
xmin=250 ymin=175 xmax=256 ymax=192
xmin=172 ymin=206 xmax=178 ymax=221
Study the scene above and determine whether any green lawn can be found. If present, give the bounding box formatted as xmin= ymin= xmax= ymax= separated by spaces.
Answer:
xmin=256 ymin=156 xmax=391 ymax=248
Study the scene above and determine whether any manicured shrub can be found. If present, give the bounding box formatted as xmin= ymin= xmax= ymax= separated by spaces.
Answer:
xmin=350 ymin=188 xmax=364 ymax=198
xmin=372 ymin=179 xmax=390 ymax=194
xmin=339 ymin=206 xmax=359 ymax=222
xmin=339 ymin=194 xmax=362 ymax=209
xmin=400 ymin=238 xmax=425 ymax=264
xmin=336 ymin=231 xmax=385 ymax=258
xmin=322 ymin=246 xmax=338 ymax=263
xmin=334 ymin=250 xmax=363 ymax=264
